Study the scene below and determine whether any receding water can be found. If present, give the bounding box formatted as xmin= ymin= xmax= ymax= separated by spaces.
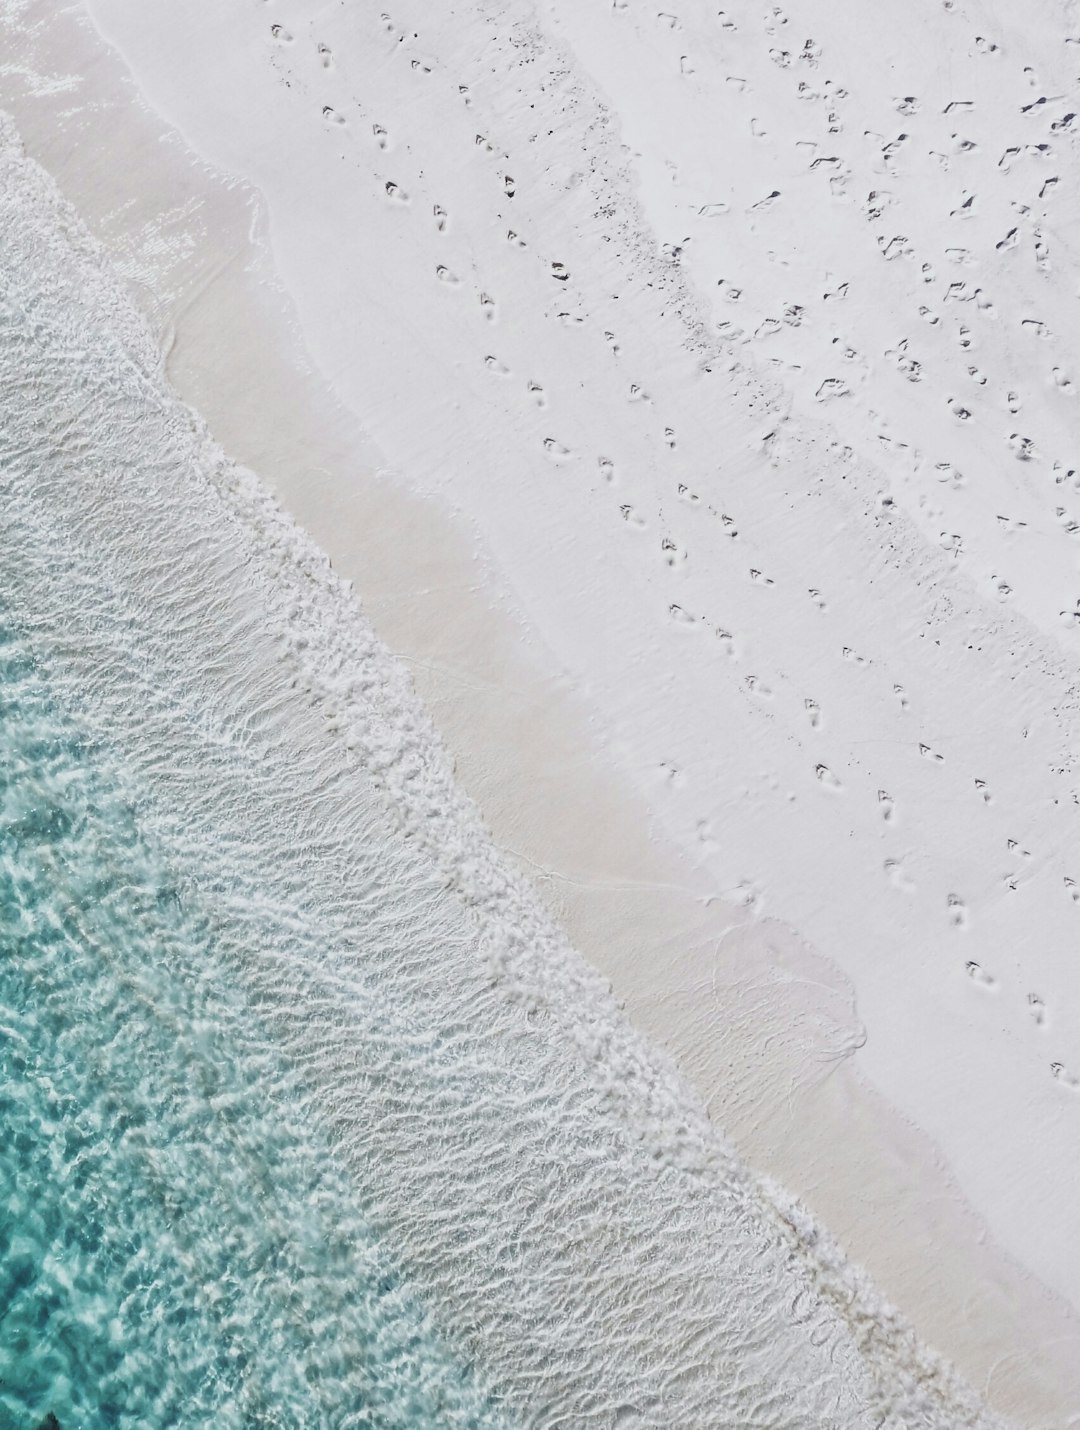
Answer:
xmin=0 ymin=111 xmax=999 ymax=1428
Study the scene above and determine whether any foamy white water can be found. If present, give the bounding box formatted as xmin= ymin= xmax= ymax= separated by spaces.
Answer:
xmin=0 ymin=112 xmax=1005 ymax=1426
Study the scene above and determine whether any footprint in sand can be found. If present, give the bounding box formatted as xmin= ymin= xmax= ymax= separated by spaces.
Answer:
xmin=480 ymin=292 xmax=498 ymax=322
xmin=805 ymin=698 xmax=821 ymax=729
xmin=884 ymin=859 xmax=915 ymax=892
xmin=384 ymin=181 xmax=409 ymax=203
xmin=322 ymin=106 xmax=346 ymax=126
xmin=620 ymin=504 xmax=647 ymax=529
xmin=815 ymin=763 xmax=843 ymax=791
xmin=951 ymin=896 xmax=971 ymax=930
xmin=669 ymin=604 xmax=698 ymax=626
xmin=1051 ymin=1062 xmax=1080 ymax=1090
xmin=598 ymin=457 xmax=616 ymax=483
xmin=435 ymin=265 xmax=461 ymax=286
xmin=543 ymin=437 xmax=571 ymax=462
xmin=528 ymin=382 xmax=548 ymax=409
xmin=373 ymin=124 xmax=390 ymax=150
xmin=1028 ymin=993 xmax=1047 ymax=1028
xmin=965 ymin=958 xmax=996 ymax=985
xmin=484 ymin=355 xmax=510 ymax=376
xmin=878 ymin=790 xmax=896 ymax=822
xmin=434 ymin=205 xmax=448 ymax=232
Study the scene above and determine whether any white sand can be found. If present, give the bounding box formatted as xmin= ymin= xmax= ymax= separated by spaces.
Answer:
xmin=5 ymin=0 xmax=1080 ymax=1419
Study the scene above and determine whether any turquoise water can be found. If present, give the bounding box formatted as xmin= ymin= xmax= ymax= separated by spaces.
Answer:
xmin=0 ymin=617 xmax=508 ymax=1427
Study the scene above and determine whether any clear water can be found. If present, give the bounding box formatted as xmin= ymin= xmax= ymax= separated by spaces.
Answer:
xmin=0 ymin=114 xmax=998 ymax=1428
xmin=0 ymin=620 xmax=509 ymax=1428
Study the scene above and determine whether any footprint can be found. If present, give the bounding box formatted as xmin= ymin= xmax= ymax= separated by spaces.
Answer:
xmin=484 ymin=355 xmax=510 ymax=376
xmin=598 ymin=457 xmax=616 ymax=483
xmin=664 ymin=428 xmax=677 ymax=449
xmin=620 ymin=504 xmax=647 ymax=529
xmin=884 ymin=858 xmax=915 ymax=892
xmin=1053 ymin=367 xmax=1074 ymax=393
xmin=815 ymin=763 xmax=843 ymax=791
xmin=815 ymin=378 xmax=850 ymax=401
xmin=322 ymin=106 xmax=346 ymax=126
xmin=373 ymin=124 xmax=390 ymax=150
xmin=893 ymin=684 xmax=910 ymax=710
xmin=744 ymin=675 xmax=772 ymax=698
xmin=805 ymin=698 xmax=821 ymax=728
xmin=504 ymin=175 xmax=516 ymax=198
xmin=317 ymin=42 xmax=333 ymax=68
xmin=1065 ymin=876 xmax=1080 ymax=904
xmin=435 ymin=265 xmax=461 ymax=286
xmin=661 ymin=537 xmax=687 ymax=567
xmin=1028 ymin=993 xmax=1047 ymax=1028
xmin=808 ymin=588 xmax=827 ymax=610
xmin=949 ymin=898 xmax=978 ymax=932
xmin=919 ymin=742 xmax=946 ymax=763
xmin=841 ymin=645 xmax=869 ymax=666
xmin=975 ymin=778 xmax=992 ymax=804
xmin=677 ymin=483 xmax=699 ymax=504
xmin=714 ymin=627 xmax=738 ymax=658
xmin=543 ymin=437 xmax=571 ymax=462
xmin=480 ymin=292 xmax=497 ymax=322
xmin=1051 ymin=1062 xmax=1080 ymax=1090
xmin=878 ymin=789 xmax=896 ymax=822
xmin=434 ymin=205 xmax=448 ymax=232
xmin=551 ymin=261 xmax=570 ymax=282
xmin=506 ymin=230 xmax=527 ymax=248
xmin=750 ymin=569 xmax=775 ymax=587
xmin=1008 ymin=433 xmax=1036 ymax=461
xmin=669 ymin=604 xmax=698 ymax=626
xmin=528 ymin=381 xmax=548 ymax=408
xmin=271 ymin=24 xmax=294 ymax=42
xmin=384 ymin=180 xmax=409 ymax=202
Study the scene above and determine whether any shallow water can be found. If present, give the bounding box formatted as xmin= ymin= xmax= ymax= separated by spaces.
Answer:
xmin=0 ymin=619 xmax=512 ymax=1428
xmin=0 ymin=114 xmax=999 ymax=1428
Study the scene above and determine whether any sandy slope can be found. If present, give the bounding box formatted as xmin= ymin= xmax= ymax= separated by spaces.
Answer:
xmin=4 ymin=0 xmax=1080 ymax=1420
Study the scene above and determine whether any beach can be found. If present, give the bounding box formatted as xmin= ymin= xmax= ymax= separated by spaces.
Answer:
xmin=2 ymin=0 xmax=1080 ymax=1422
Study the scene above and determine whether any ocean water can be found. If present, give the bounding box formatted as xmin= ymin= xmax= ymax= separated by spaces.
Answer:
xmin=0 ymin=114 xmax=999 ymax=1429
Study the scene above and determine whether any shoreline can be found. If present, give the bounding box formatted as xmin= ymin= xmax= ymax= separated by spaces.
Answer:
xmin=3 ymin=0 xmax=1079 ymax=1420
